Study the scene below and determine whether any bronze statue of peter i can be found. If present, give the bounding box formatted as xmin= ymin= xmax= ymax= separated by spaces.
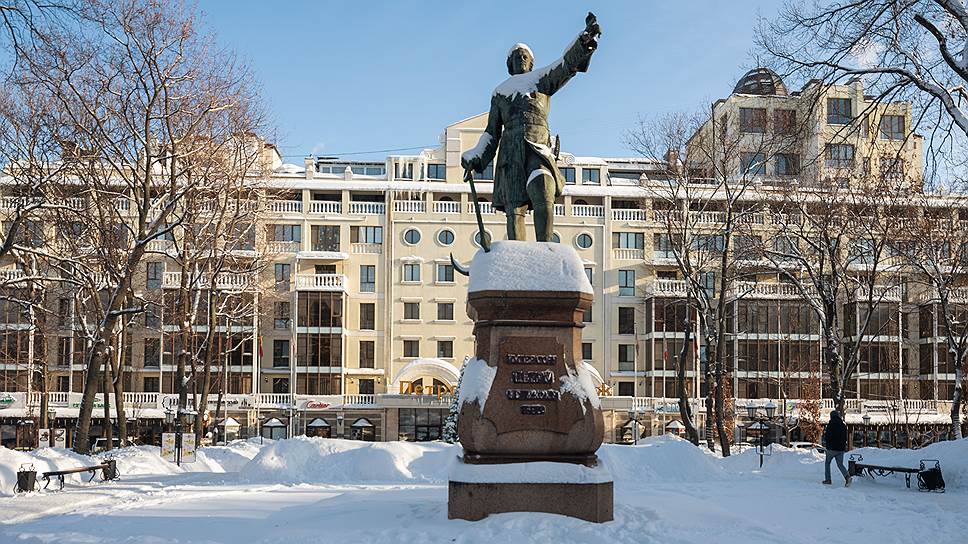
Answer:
xmin=461 ymin=13 xmax=601 ymax=242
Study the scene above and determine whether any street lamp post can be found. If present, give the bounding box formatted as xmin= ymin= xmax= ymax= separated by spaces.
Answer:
xmin=745 ymin=400 xmax=777 ymax=468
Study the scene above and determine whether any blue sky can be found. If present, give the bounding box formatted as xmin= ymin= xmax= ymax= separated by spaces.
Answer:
xmin=201 ymin=1 xmax=783 ymax=163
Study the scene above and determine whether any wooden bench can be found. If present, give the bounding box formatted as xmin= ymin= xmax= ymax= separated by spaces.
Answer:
xmin=848 ymin=454 xmax=944 ymax=492
xmin=42 ymin=459 xmax=118 ymax=490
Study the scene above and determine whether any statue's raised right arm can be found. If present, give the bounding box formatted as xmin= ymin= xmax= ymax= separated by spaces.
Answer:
xmin=537 ymin=12 xmax=602 ymax=97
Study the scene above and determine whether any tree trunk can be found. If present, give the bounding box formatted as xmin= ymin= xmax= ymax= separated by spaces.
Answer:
xmin=111 ymin=330 xmax=128 ymax=446
xmin=952 ymin=351 xmax=964 ymax=440
xmin=822 ymin=319 xmax=845 ymax=414
xmin=677 ymin=314 xmax=701 ymax=446
xmin=73 ymin=341 xmax=108 ymax=454
xmin=102 ymin=353 xmax=113 ymax=451
xmin=703 ymin=325 xmax=715 ymax=451
xmin=714 ymin=362 xmax=730 ymax=456
xmin=195 ymin=289 xmax=218 ymax=444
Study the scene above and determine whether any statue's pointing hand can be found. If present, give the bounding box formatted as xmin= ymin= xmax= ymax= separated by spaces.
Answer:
xmin=581 ymin=12 xmax=601 ymax=49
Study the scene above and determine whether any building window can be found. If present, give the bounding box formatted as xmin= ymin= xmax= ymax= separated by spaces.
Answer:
xmin=584 ymin=267 xmax=593 ymax=283
xmin=774 ymin=109 xmax=796 ymax=135
xmin=618 ymin=270 xmax=635 ymax=297
xmin=311 ymin=225 xmax=340 ymax=252
xmin=618 ymin=344 xmax=635 ymax=371
xmin=404 ymin=228 xmax=421 ymax=245
xmin=351 ymin=226 xmax=383 ymax=244
xmin=404 ymin=340 xmax=420 ymax=358
xmin=57 ymin=298 xmax=71 ymax=327
xmin=473 ymin=162 xmax=494 ymax=180
xmin=427 ymin=163 xmax=446 ymax=180
xmin=654 ymin=233 xmax=676 ymax=259
xmin=775 ymin=153 xmax=800 ymax=176
xmin=561 ymin=167 xmax=576 ymax=184
xmin=437 ymin=229 xmax=455 ymax=246
xmin=273 ymin=340 xmax=290 ymax=368
xmin=272 ymin=378 xmax=289 ymax=394
xmin=436 ymin=263 xmax=454 ymax=283
xmin=582 ymin=342 xmax=592 ymax=361
xmin=613 ymin=232 xmax=644 ymax=249
xmin=359 ymin=379 xmax=375 ymax=395
xmin=825 ymin=144 xmax=855 ymax=169
xmin=394 ymin=162 xmax=414 ymax=179
xmin=740 ymin=152 xmax=766 ymax=176
xmin=551 ymin=232 xmax=561 ymax=243
xmin=146 ymin=262 xmax=163 ymax=290
xmin=274 ymin=302 xmax=291 ymax=329
xmin=827 ymin=97 xmax=852 ymax=125
xmin=57 ymin=337 xmax=70 ymax=366
xmin=270 ymin=224 xmax=301 ymax=242
xmin=404 ymin=302 xmax=420 ymax=320
xmin=360 ymin=265 xmax=376 ymax=293
xmin=583 ymin=305 xmax=593 ymax=323
xmin=274 ymin=263 xmax=291 ymax=292
xmin=879 ymin=115 xmax=905 ymax=140
xmin=474 ymin=231 xmax=492 ymax=248
xmin=880 ymin=155 xmax=905 ymax=182
xmin=403 ymin=263 xmax=421 ymax=283
xmin=437 ymin=302 xmax=454 ymax=321
xmin=618 ymin=382 xmax=635 ymax=396
xmin=581 ymin=168 xmax=600 ymax=184
xmin=619 ymin=307 xmax=635 ymax=335
xmin=739 ymin=107 xmax=766 ymax=133
xmin=359 ymin=340 xmax=375 ymax=368
xmin=398 ymin=408 xmax=446 ymax=441
xmin=576 ymin=233 xmax=593 ymax=249
xmin=143 ymin=377 xmax=159 ymax=392
xmin=360 ymin=303 xmax=375 ymax=330
xmin=144 ymin=338 xmax=160 ymax=367
xmin=437 ymin=340 xmax=454 ymax=358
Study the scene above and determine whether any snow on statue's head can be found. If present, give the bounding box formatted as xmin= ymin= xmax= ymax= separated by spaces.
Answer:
xmin=506 ymin=43 xmax=534 ymax=75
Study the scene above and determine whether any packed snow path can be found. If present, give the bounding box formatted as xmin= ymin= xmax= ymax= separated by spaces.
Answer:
xmin=2 ymin=436 xmax=966 ymax=544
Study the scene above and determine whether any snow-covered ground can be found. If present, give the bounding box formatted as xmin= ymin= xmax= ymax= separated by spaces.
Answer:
xmin=2 ymin=436 xmax=966 ymax=543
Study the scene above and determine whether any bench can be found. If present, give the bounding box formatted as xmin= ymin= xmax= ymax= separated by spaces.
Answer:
xmin=41 ymin=459 xmax=119 ymax=490
xmin=848 ymin=454 xmax=944 ymax=492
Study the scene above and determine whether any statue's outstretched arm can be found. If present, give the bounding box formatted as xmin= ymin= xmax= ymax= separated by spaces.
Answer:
xmin=536 ymin=13 xmax=601 ymax=96
xmin=461 ymin=95 xmax=502 ymax=173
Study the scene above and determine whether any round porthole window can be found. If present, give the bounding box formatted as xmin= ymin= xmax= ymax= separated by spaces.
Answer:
xmin=551 ymin=232 xmax=561 ymax=243
xmin=404 ymin=228 xmax=421 ymax=245
xmin=576 ymin=233 xmax=593 ymax=249
xmin=437 ymin=229 xmax=455 ymax=246
xmin=474 ymin=231 xmax=492 ymax=248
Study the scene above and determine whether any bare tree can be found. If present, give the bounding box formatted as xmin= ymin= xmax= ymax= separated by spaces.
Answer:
xmin=11 ymin=0 xmax=265 ymax=454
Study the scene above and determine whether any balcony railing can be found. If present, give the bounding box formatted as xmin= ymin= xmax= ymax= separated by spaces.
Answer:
xmin=613 ymin=209 xmax=648 ymax=221
xmin=393 ymin=200 xmax=426 ymax=213
xmin=351 ymin=243 xmax=382 ymax=254
xmin=554 ymin=203 xmax=566 ymax=216
xmin=267 ymin=200 xmax=303 ymax=214
xmin=652 ymin=210 xmax=683 ymax=224
xmin=612 ymin=248 xmax=645 ymax=260
xmin=572 ymin=204 xmax=605 ymax=217
xmin=295 ymin=273 xmax=346 ymax=291
xmin=308 ymin=201 xmax=341 ymax=215
xmin=0 ymin=269 xmax=26 ymax=282
xmin=433 ymin=201 xmax=461 ymax=214
xmin=349 ymin=202 xmax=385 ymax=215
xmin=467 ymin=202 xmax=495 ymax=214
xmin=730 ymin=281 xmax=805 ymax=300
xmin=650 ymin=278 xmax=688 ymax=296
xmin=267 ymin=240 xmax=300 ymax=254
xmin=162 ymin=271 xmax=253 ymax=290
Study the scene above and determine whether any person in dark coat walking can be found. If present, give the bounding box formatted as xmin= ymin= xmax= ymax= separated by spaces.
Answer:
xmin=822 ymin=410 xmax=851 ymax=486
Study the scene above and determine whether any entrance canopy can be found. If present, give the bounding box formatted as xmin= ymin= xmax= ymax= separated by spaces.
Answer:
xmin=307 ymin=418 xmax=331 ymax=428
xmin=390 ymin=358 xmax=459 ymax=389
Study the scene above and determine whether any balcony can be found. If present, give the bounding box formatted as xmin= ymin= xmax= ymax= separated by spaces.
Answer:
xmin=0 ymin=269 xmax=26 ymax=282
xmin=612 ymin=209 xmax=648 ymax=222
xmin=649 ymin=278 xmax=688 ymax=296
xmin=852 ymin=284 xmax=903 ymax=302
xmin=267 ymin=240 xmax=300 ymax=254
xmin=308 ymin=201 xmax=342 ymax=215
xmin=612 ymin=248 xmax=645 ymax=260
xmin=267 ymin=200 xmax=303 ymax=214
xmin=652 ymin=210 xmax=683 ymax=224
xmin=433 ymin=201 xmax=461 ymax=214
xmin=295 ymin=273 xmax=346 ymax=291
xmin=729 ymin=281 xmax=805 ymax=300
xmin=146 ymin=239 xmax=175 ymax=253
xmin=572 ymin=204 xmax=605 ymax=218
xmin=467 ymin=202 xmax=495 ymax=214
xmin=393 ymin=200 xmax=426 ymax=213
xmin=162 ymin=271 xmax=254 ymax=290
xmin=554 ymin=203 xmax=565 ymax=216
xmin=352 ymin=242 xmax=382 ymax=254
xmin=349 ymin=202 xmax=385 ymax=215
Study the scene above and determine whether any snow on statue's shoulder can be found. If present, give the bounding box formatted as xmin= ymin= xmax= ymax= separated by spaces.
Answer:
xmin=468 ymin=240 xmax=593 ymax=294
xmin=492 ymin=61 xmax=558 ymax=99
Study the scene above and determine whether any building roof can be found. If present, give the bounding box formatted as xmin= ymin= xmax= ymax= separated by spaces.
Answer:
xmin=732 ymin=67 xmax=788 ymax=96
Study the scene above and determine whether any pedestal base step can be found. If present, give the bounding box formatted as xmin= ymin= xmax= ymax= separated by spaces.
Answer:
xmin=448 ymin=480 xmax=613 ymax=522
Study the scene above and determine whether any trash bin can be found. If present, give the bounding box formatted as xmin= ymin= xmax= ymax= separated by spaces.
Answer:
xmin=101 ymin=459 xmax=118 ymax=481
xmin=16 ymin=464 xmax=36 ymax=493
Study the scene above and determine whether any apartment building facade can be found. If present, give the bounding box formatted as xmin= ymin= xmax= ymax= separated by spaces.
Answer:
xmin=0 ymin=70 xmax=963 ymax=450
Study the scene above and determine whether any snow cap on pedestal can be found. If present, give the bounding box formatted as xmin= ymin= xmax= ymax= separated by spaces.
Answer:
xmin=467 ymin=241 xmax=593 ymax=294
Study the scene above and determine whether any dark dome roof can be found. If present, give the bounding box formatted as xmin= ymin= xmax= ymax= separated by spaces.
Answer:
xmin=732 ymin=67 xmax=788 ymax=96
